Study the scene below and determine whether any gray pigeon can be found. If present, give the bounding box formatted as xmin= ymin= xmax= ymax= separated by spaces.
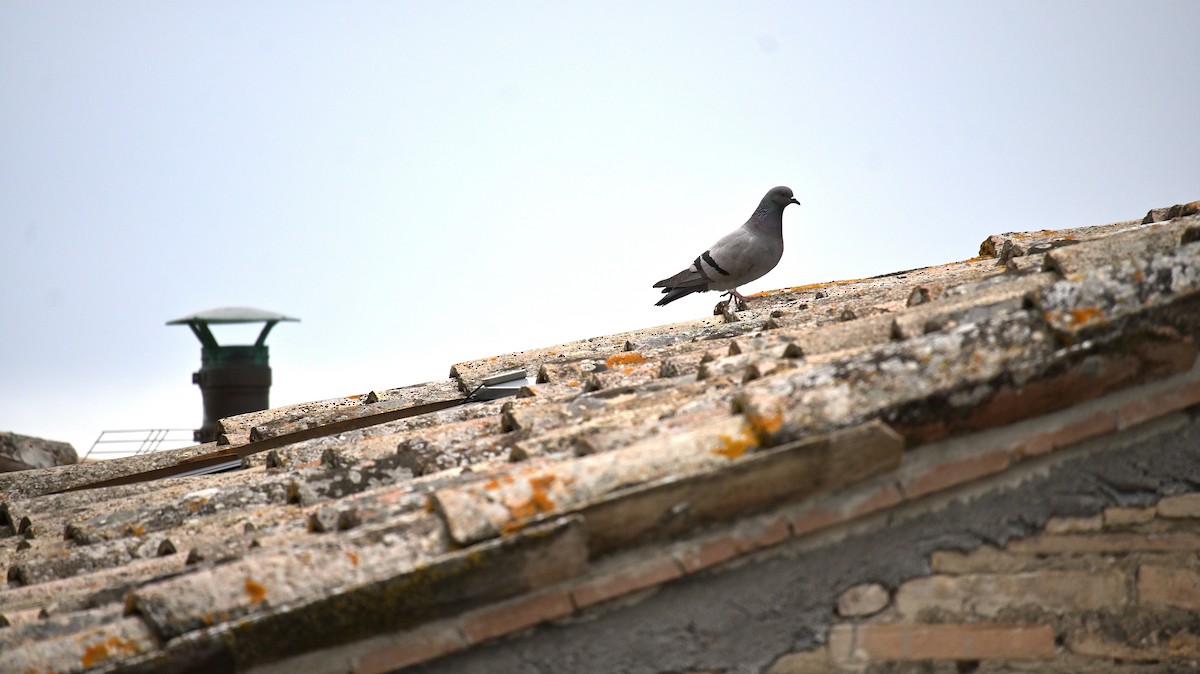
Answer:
xmin=654 ymin=186 xmax=800 ymax=309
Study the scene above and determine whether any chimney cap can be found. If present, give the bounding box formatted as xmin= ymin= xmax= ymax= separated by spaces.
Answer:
xmin=166 ymin=307 xmax=299 ymax=326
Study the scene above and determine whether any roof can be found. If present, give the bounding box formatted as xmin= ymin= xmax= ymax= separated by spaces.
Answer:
xmin=2 ymin=204 xmax=1199 ymax=673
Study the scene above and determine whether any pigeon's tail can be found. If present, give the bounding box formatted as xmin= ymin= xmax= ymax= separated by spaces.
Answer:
xmin=655 ymin=286 xmax=704 ymax=306
xmin=653 ymin=265 xmax=708 ymax=306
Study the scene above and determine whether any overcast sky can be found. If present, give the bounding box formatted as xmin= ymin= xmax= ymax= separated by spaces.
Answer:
xmin=3 ymin=2 xmax=1198 ymax=459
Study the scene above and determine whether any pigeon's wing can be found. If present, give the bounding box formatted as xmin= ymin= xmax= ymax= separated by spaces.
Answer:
xmin=695 ymin=228 xmax=783 ymax=291
xmin=654 ymin=228 xmax=754 ymax=289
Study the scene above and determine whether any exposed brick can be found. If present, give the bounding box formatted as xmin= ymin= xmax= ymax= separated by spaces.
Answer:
xmin=747 ymin=513 xmax=792 ymax=550
xmin=1167 ymin=631 xmax=1200 ymax=659
xmin=674 ymin=514 xmax=791 ymax=574
xmin=1044 ymin=515 xmax=1103 ymax=534
xmin=1068 ymin=630 xmax=1200 ymax=662
xmin=571 ymin=554 xmax=682 ymax=608
xmin=782 ymin=481 xmax=904 ymax=541
xmin=830 ymin=623 xmax=1054 ymax=662
xmin=459 ymin=590 xmax=575 ymax=644
xmin=672 ymin=513 xmax=792 ymax=570
xmin=908 ymin=623 xmax=1054 ymax=660
xmin=837 ymin=583 xmax=890 ymax=617
xmin=895 ymin=571 xmax=1127 ymax=619
xmin=1006 ymin=532 xmax=1200 ymax=555
xmin=1157 ymin=493 xmax=1200 ymax=519
xmin=846 ymin=483 xmax=904 ymax=518
xmin=1103 ymin=506 xmax=1157 ymax=527
xmin=352 ymin=622 xmax=466 ymax=674
xmin=1138 ymin=565 xmax=1200 ymax=610
xmin=1066 ymin=633 xmax=1148 ymax=661
xmin=900 ymin=450 xmax=1010 ymax=500
xmin=787 ymin=507 xmax=841 ymax=538
xmin=1012 ymin=409 xmax=1117 ymax=460
xmin=827 ymin=624 xmax=856 ymax=663
xmin=930 ymin=545 xmax=1038 ymax=575
xmin=676 ymin=536 xmax=740 ymax=574
xmin=765 ymin=648 xmax=841 ymax=674
xmin=1117 ymin=380 xmax=1200 ymax=430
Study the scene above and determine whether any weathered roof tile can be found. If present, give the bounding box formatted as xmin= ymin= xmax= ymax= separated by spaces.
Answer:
xmin=0 ymin=553 xmax=189 ymax=618
xmin=0 ymin=603 xmax=124 ymax=651
xmin=8 ymin=534 xmax=176 ymax=586
xmin=1043 ymin=216 xmax=1198 ymax=278
xmin=129 ymin=516 xmax=585 ymax=668
xmin=62 ymin=474 xmax=292 ymax=544
xmin=247 ymin=380 xmax=463 ymax=442
xmin=0 ymin=615 xmax=159 ymax=673
xmin=0 ymin=442 xmax=223 ymax=501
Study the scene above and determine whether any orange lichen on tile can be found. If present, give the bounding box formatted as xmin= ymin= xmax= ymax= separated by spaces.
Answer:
xmin=746 ymin=411 xmax=784 ymax=438
xmin=567 ymin=380 xmax=581 ymax=387
xmin=714 ymin=425 xmax=758 ymax=459
xmin=1069 ymin=307 xmax=1105 ymax=325
xmin=81 ymin=637 xmax=142 ymax=668
xmin=245 ymin=578 xmax=267 ymax=604
xmin=201 ymin=611 xmax=233 ymax=626
xmin=129 ymin=524 xmax=146 ymax=537
xmin=346 ymin=551 xmax=361 ymax=567
xmin=82 ymin=641 xmax=111 ymax=668
xmin=505 ymin=474 xmax=559 ymax=524
xmin=606 ymin=352 xmax=647 ymax=368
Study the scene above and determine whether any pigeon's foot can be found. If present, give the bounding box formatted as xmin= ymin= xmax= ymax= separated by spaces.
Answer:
xmin=722 ymin=290 xmax=750 ymax=311
xmin=714 ymin=299 xmax=740 ymax=323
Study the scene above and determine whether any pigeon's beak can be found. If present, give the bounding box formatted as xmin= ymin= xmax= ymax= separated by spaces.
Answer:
xmin=790 ymin=198 xmax=801 ymax=206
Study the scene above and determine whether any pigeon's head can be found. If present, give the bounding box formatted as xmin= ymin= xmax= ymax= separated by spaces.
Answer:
xmin=766 ymin=186 xmax=801 ymax=209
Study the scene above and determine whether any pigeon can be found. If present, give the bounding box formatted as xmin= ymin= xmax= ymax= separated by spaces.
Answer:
xmin=654 ymin=186 xmax=801 ymax=309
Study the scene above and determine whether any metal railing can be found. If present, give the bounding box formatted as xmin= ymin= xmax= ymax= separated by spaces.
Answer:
xmin=83 ymin=429 xmax=195 ymax=460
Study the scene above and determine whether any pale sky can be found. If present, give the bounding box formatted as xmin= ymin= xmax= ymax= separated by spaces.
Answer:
xmin=2 ymin=2 xmax=1198 ymax=459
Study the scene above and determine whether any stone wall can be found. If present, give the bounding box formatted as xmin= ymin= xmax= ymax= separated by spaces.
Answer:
xmin=0 ymin=432 xmax=76 ymax=472
xmin=776 ymin=494 xmax=1200 ymax=672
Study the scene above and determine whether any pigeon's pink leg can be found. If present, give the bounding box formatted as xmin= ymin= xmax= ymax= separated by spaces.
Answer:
xmin=724 ymin=289 xmax=750 ymax=311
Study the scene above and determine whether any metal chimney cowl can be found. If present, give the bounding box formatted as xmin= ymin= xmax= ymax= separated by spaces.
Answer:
xmin=167 ymin=307 xmax=298 ymax=443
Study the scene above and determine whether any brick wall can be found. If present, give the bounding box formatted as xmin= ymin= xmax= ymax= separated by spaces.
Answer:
xmin=769 ymin=494 xmax=1200 ymax=673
